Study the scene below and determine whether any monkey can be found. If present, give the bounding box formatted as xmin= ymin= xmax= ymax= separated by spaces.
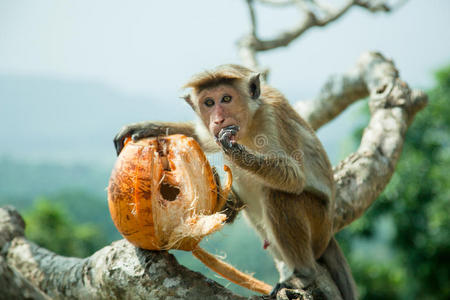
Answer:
xmin=114 ymin=64 xmax=357 ymax=300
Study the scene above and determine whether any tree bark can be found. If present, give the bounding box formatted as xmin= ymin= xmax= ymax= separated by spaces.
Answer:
xmin=0 ymin=206 xmax=50 ymax=300
xmin=0 ymin=51 xmax=427 ymax=299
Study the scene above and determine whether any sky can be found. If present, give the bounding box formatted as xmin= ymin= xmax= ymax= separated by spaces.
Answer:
xmin=0 ymin=0 xmax=449 ymax=164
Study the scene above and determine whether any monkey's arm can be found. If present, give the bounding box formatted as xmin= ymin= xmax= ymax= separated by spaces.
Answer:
xmin=234 ymin=148 xmax=305 ymax=194
xmin=114 ymin=121 xmax=218 ymax=155
xmin=218 ymin=129 xmax=305 ymax=195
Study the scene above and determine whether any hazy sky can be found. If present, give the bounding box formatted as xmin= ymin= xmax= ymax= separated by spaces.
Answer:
xmin=0 ymin=0 xmax=449 ymax=163
xmin=1 ymin=1 xmax=449 ymax=95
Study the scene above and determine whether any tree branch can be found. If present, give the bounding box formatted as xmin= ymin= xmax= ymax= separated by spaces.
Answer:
xmin=293 ymin=52 xmax=427 ymax=232
xmin=238 ymin=0 xmax=406 ymax=69
xmin=248 ymin=0 xmax=388 ymax=51
xmin=256 ymin=0 xmax=299 ymax=7
xmin=240 ymin=0 xmax=261 ymax=71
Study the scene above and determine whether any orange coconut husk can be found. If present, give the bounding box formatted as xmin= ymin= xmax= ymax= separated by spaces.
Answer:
xmin=108 ymin=135 xmax=272 ymax=294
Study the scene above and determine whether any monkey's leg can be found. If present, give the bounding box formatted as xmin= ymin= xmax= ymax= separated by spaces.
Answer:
xmin=265 ymin=190 xmax=320 ymax=290
xmin=271 ymin=248 xmax=294 ymax=282
xmin=267 ymin=244 xmax=297 ymax=297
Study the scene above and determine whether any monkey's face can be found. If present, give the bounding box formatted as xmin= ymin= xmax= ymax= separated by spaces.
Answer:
xmin=197 ymin=85 xmax=250 ymax=142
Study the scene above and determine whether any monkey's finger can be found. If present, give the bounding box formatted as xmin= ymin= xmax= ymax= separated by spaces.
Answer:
xmin=220 ymin=126 xmax=239 ymax=137
xmin=113 ymin=126 xmax=136 ymax=155
xmin=113 ymin=139 xmax=123 ymax=156
xmin=113 ymin=134 xmax=127 ymax=156
xmin=224 ymin=125 xmax=240 ymax=135
xmin=131 ymin=132 xmax=142 ymax=142
xmin=218 ymin=127 xmax=235 ymax=140
xmin=218 ymin=136 xmax=230 ymax=150
xmin=131 ymin=128 xmax=154 ymax=142
xmin=228 ymin=129 xmax=238 ymax=137
xmin=218 ymin=130 xmax=233 ymax=149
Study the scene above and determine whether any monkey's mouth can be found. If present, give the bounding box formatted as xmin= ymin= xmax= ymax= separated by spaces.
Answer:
xmin=216 ymin=125 xmax=239 ymax=136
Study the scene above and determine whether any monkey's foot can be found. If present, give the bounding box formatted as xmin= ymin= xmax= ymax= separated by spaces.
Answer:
xmin=270 ymin=283 xmax=299 ymax=299
xmin=270 ymin=282 xmax=289 ymax=297
xmin=269 ymin=284 xmax=310 ymax=300
xmin=270 ymin=273 xmax=315 ymax=299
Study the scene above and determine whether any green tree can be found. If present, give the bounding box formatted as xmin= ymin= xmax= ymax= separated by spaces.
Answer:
xmin=342 ymin=66 xmax=450 ymax=299
xmin=24 ymin=198 xmax=107 ymax=257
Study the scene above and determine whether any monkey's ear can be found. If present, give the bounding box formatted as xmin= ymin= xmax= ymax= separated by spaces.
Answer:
xmin=249 ymin=73 xmax=261 ymax=100
xmin=182 ymin=94 xmax=195 ymax=110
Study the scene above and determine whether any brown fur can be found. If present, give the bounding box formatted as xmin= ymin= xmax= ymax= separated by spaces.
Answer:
xmin=266 ymin=190 xmax=331 ymax=269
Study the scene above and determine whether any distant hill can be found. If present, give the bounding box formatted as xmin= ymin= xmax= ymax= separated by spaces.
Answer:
xmin=0 ymin=157 xmax=109 ymax=202
xmin=0 ymin=74 xmax=194 ymax=164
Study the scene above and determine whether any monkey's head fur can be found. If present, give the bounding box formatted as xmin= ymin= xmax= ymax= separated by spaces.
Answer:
xmin=182 ymin=64 xmax=261 ymax=143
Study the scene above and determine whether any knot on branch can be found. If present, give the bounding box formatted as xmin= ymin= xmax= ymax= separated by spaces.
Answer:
xmin=368 ymin=78 xmax=406 ymax=109
xmin=360 ymin=52 xmax=428 ymax=123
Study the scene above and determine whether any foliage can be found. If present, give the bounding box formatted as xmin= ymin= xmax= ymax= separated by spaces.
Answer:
xmin=342 ymin=65 xmax=450 ymax=299
xmin=40 ymin=188 xmax=120 ymax=242
xmin=23 ymin=198 xmax=107 ymax=257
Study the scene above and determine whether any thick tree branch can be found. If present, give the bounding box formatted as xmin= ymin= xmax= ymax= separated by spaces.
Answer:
xmin=0 ymin=206 xmax=50 ymax=300
xmin=0 ymin=206 xmax=245 ymax=300
xmin=294 ymin=52 xmax=427 ymax=232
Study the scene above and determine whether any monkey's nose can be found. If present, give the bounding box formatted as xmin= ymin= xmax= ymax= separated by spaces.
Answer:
xmin=214 ymin=118 xmax=225 ymax=125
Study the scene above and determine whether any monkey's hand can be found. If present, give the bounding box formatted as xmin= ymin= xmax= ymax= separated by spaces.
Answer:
xmin=217 ymin=126 xmax=261 ymax=170
xmin=222 ymin=189 xmax=245 ymax=224
xmin=114 ymin=121 xmax=162 ymax=155
xmin=216 ymin=125 xmax=244 ymax=155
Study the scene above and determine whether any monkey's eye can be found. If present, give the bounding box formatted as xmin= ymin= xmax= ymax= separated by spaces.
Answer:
xmin=204 ymin=98 xmax=215 ymax=107
xmin=222 ymin=95 xmax=232 ymax=103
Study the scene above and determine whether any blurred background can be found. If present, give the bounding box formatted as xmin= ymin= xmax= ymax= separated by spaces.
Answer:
xmin=0 ymin=0 xmax=449 ymax=298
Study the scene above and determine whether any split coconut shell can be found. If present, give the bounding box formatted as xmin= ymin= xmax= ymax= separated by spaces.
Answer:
xmin=108 ymin=134 xmax=231 ymax=251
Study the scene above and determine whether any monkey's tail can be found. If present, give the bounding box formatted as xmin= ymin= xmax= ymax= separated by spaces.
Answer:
xmin=192 ymin=246 xmax=272 ymax=295
xmin=320 ymin=237 xmax=358 ymax=300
